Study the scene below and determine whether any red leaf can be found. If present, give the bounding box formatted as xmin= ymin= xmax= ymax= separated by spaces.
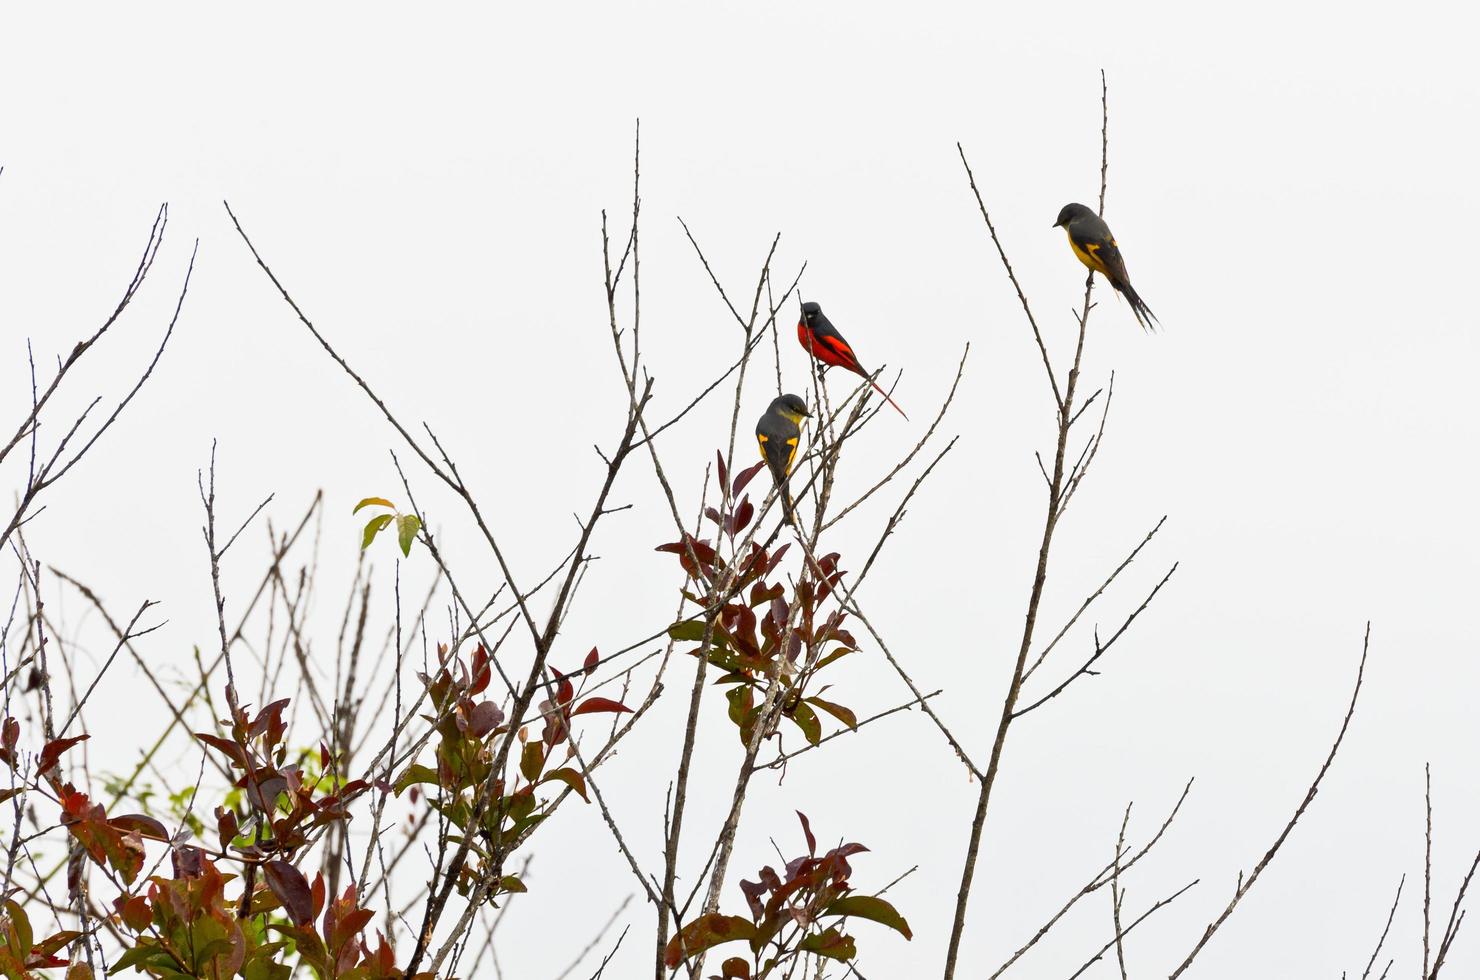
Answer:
xmin=264 ymin=860 xmax=314 ymax=926
xmin=571 ymin=697 xmax=632 ymax=717
xmin=371 ymin=932 xmax=395 ymax=973
xmin=468 ymin=701 xmax=503 ymax=738
xmin=470 ymin=644 xmax=491 ymax=696
xmin=733 ymin=460 xmax=767 ymax=497
xmin=38 ymin=735 xmax=88 ymax=775
xmin=118 ymin=895 xmax=152 ymax=932
xmin=555 ymin=673 xmax=574 ymax=707
xmin=541 ymin=707 xmax=570 ymax=747
xmin=311 ymin=872 xmax=327 ymax=919
xmin=215 ymin=807 xmax=239 ymax=850
xmin=655 ymin=536 xmax=720 ymax=576
xmin=739 ymin=875 xmax=768 ymax=920
xmin=334 ymin=907 xmax=375 ymax=949
xmin=715 ymin=450 xmax=729 ymax=497
xmin=662 ymin=914 xmax=755 ymax=969
xmin=769 ymin=594 xmax=790 ymax=628
xmin=33 ymin=929 xmax=82 ymax=959
xmin=194 ymin=733 xmax=248 ymax=768
xmin=249 ymin=699 xmax=291 ymax=743
xmin=172 ymin=845 xmax=203 ymax=879
xmin=583 ymin=647 xmax=600 ymax=676
xmin=0 ymin=717 xmax=19 ymax=766
xmin=797 ymin=811 xmax=816 ymax=857
xmin=729 ymin=497 xmax=754 ymax=535
xmin=108 ymin=814 xmax=168 ymax=841
xmin=59 ymin=785 xmax=144 ymax=883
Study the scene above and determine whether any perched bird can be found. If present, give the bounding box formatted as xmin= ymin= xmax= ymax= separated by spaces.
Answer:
xmin=1053 ymin=203 xmax=1158 ymax=331
xmin=797 ymin=301 xmax=907 ymax=419
xmin=755 ymin=394 xmax=811 ymax=526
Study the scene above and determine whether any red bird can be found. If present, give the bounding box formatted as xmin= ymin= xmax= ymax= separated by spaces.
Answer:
xmin=796 ymin=301 xmax=907 ymax=419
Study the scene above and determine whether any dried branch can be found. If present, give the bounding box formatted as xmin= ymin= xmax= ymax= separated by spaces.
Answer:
xmin=988 ymin=778 xmax=1192 ymax=978
xmin=1065 ymin=879 xmax=1198 ymax=979
xmin=943 ymin=73 xmax=1112 ymax=978
xmin=1022 ymin=516 xmax=1166 ymax=683
xmin=1167 ymin=624 xmax=1372 ymax=978
xmin=1359 ymin=875 xmax=1403 ymax=980
xmin=1012 ymin=562 xmax=1178 ymax=719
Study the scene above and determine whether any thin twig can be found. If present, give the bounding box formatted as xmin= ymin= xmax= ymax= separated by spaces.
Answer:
xmin=1167 ymin=624 xmax=1373 ymax=977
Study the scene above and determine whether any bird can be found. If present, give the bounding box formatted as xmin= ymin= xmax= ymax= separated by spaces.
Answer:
xmin=755 ymin=394 xmax=811 ymax=526
xmin=797 ymin=301 xmax=908 ymax=419
xmin=1053 ymin=203 xmax=1158 ymax=331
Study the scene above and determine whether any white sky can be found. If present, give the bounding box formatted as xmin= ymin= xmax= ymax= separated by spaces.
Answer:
xmin=2 ymin=2 xmax=1478 ymax=976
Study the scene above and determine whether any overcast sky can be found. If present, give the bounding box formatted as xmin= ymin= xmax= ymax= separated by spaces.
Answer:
xmin=3 ymin=2 xmax=1478 ymax=977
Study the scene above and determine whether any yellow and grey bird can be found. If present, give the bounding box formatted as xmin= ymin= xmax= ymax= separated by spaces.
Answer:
xmin=1053 ymin=202 xmax=1158 ymax=331
xmin=755 ymin=394 xmax=811 ymax=526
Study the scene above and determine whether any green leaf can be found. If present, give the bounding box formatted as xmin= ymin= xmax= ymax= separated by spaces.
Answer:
xmin=519 ymin=741 xmax=545 ymax=783
xmin=790 ymin=700 xmax=822 ymax=746
xmin=667 ymin=619 xmax=709 ymax=642
xmin=498 ymin=874 xmax=528 ymax=894
xmin=195 ymin=937 xmax=237 ymax=964
xmin=662 ymin=914 xmax=756 ymax=969
xmin=503 ymin=790 xmax=537 ymax=825
xmin=806 ymin=696 xmax=858 ymax=729
xmin=798 ymin=926 xmax=857 ymax=960
xmin=396 ymin=513 xmax=421 ymax=556
xmin=109 ymin=945 xmax=176 ymax=974
xmin=352 ymin=497 xmax=395 ymax=514
xmin=242 ymin=945 xmax=294 ymax=980
xmin=392 ymin=764 xmax=440 ymax=794
xmin=3 ymin=899 xmax=32 ymax=958
xmin=726 ymin=685 xmax=753 ymax=729
xmin=822 ymin=894 xmax=913 ymax=940
xmin=814 ymin=646 xmax=854 ymax=670
xmin=361 ymin=513 xmax=394 ymax=550
xmin=541 ymin=767 xmax=589 ymax=802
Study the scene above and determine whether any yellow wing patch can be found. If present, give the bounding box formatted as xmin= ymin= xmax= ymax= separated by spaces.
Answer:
xmin=784 ymin=437 xmax=798 ymax=474
xmin=1065 ymin=229 xmax=1110 ymax=276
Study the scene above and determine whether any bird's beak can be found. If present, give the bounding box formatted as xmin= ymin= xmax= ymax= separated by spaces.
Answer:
xmin=1051 ymin=219 xmax=1062 ymax=228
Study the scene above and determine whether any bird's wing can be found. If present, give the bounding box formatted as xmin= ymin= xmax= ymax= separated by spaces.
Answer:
xmin=805 ymin=324 xmax=866 ymax=373
xmin=1071 ymin=226 xmax=1133 ymax=289
xmin=757 ymin=425 xmax=799 ymax=477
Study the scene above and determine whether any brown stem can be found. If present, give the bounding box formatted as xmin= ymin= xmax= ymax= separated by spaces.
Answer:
xmin=943 ymin=73 xmax=1110 ymax=979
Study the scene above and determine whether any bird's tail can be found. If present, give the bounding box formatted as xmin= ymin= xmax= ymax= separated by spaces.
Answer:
xmin=1120 ymin=281 xmax=1159 ymax=333
xmin=779 ymin=484 xmax=798 ymax=527
xmin=866 ymin=376 xmax=909 ymax=420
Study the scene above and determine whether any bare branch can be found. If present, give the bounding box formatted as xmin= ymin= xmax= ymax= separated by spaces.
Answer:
xmin=1359 ymin=875 xmax=1403 ymax=980
xmin=1012 ymin=562 xmax=1178 ymax=718
xmin=1168 ymin=624 xmax=1372 ymax=978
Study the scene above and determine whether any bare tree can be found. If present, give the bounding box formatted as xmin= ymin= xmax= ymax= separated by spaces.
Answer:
xmin=0 ymin=82 xmax=1460 ymax=980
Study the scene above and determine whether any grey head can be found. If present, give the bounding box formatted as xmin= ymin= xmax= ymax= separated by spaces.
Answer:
xmin=1053 ymin=202 xmax=1098 ymax=228
xmin=771 ymin=394 xmax=810 ymax=420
